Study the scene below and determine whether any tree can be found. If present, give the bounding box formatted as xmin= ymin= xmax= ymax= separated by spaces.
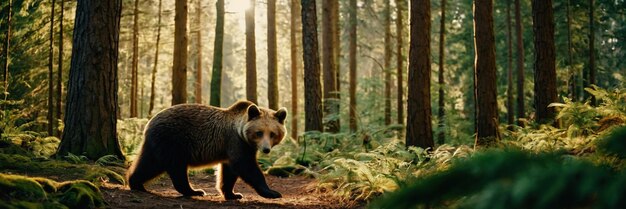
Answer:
xmin=532 ymin=0 xmax=557 ymax=124
xmin=57 ymin=0 xmax=124 ymax=159
xmin=172 ymin=0 xmax=188 ymax=105
xmin=587 ymin=0 xmax=596 ymax=104
xmin=437 ymin=0 xmax=446 ymax=143
xmin=56 ymin=0 xmax=65 ymax=136
xmin=130 ymin=0 xmax=139 ymax=117
xmin=3 ymin=0 xmax=11 ymax=97
xmin=566 ymin=0 xmax=576 ymax=101
xmin=267 ymin=0 xmax=278 ymax=110
xmin=290 ymin=0 xmax=300 ymax=139
xmin=514 ymin=0 xmax=525 ymax=126
xmin=332 ymin=0 xmax=340 ymax=130
xmin=473 ymin=0 xmax=498 ymax=147
xmin=383 ymin=0 xmax=392 ymax=125
xmin=322 ymin=0 xmax=338 ymax=132
xmin=48 ymin=0 xmax=56 ymax=136
xmin=349 ymin=0 xmax=357 ymax=132
xmin=194 ymin=0 xmax=203 ymax=104
xmin=506 ymin=0 xmax=514 ymax=125
xmin=149 ymin=0 xmax=163 ymax=116
xmin=406 ymin=0 xmax=433 ymax=148
xmin=245 ymin=0 xmax=257 ymax=104
xmin=210 ymin=0 xmax=224 ymax=107
xmin=301 ymin=0 xmax=323 ymax=132
xmin=396 ymin=0 xmax=404 ymax=125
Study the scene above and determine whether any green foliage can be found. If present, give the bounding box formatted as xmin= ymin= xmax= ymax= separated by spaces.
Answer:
xmin=0 ymin=173 xmax=104 ymax=209
xmin=117 ymin=118 xmax=148 ymax=157
xmin=596 ymin=126 xmax=626 ymax=159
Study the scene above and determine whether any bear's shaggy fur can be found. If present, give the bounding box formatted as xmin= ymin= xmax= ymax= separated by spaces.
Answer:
xmin=126 ymin=101 xmax=287 ymax=199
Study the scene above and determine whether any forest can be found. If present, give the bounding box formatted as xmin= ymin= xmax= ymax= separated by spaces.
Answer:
xmin=1 ymin=0 xmax=625 ymax=208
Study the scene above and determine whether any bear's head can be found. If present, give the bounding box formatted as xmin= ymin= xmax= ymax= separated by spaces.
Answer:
xmin=243 ymin=105 xmax=287 ymax=154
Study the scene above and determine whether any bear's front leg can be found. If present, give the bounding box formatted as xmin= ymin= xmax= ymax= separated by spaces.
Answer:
xmin=231 ymin=157 xmax=282 ymax=199
xmin=166 ymin=163 xmax=206 ymax=197
xmin=217 ymin=163 xmax=244 ymax=200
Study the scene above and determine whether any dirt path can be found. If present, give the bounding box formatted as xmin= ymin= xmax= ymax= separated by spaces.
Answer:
xmin=101 ymin=173 xmax=358 ymax=209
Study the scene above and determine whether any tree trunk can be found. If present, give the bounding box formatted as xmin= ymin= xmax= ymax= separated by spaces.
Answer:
xmin=149 ymin=0 xmax=162 ymax=116
xmin=267 ymin=0 xmax=278 ymax=110
xmin=406 ymin=0 xmax=433 ymax=148
xmin=57 ymin=0 xmax=124 ymax=160
xmin=194 ymin=0 xmax=203 ymax=104
xmin=130 ymin=0 xmax=139 ymax=117
xmin=245 ymin=0 xmax=257 ymax=104
xmin=48 ymin=0 xmax=56 ymax=136
xmin=532 ymin=0 xmax=557 ymax=124
xmin=566 ymin=0 xmax=576 ymax=101
xmin=290 ymin=0 xmax=301 ymax=139
xmin=3 ymin=0 xmax=11 ymax=97
xmin=506 ymin=0 xmax=514 ymax=125
xmin=396 ymin=0 xmax=404 ymax=125
xmin=515 ymin=0 xmax=525 ymax=126
xmin=301 ymin=0 xmax=323 ymax=132
xmin=332 ymin=0 xmax=340 ymax=130
xmin=56 ymin=0 xmax=65 ymax=137
xmin=587 ymin=0 xmax=595 ymax=104
xmin=437 ymin=0 xmax=446 ymax=144
xmin=383 ymin=0 xmax=392 ymax=126
xmin=210 ymin=0 xmax=224 ymax=107
xmin=322 ymin=0 xmax=338 ymax=132
xmin=172 ymin=0 xmax=188 ymax=105
xmin=349 ymin=0 xmax=357 ymax=132
xmin=473 ymin=0 xmax=498 ymax=148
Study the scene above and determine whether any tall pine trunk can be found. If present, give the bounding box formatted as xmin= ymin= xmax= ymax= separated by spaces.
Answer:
xmin=148 ymin=0 xmax=162 ymax=116
xmin=383 ymin=0 xmax=392 ymax=125
xmin=194 ymin=0 xmax=203 ymax=104
xmin=473 ymin=0 xmax=498 ymax=148
xmin=515 ymin=0 xmax=525 ymax=126
xmin=437 ymin=0 xmax=446 ymax=144
xmin=56 ymin=0 xmax=65 ymax=136
xmin=268 ymin=0 xmax=278 ymax=110
xmin=332 ymin=0 xmax=340 ymax=130
xmin=130 ymin=0 xmax=139 ymax=117
xmin=3 ymin=0 xmax=11 ymax=97
xmin=532 ymin=0 xmax=557 ymax=124
xmin=348 ymin=0 xmax=357 ymax=132
xmin=57 ymin=0 xmax=124 ymax=160
xmin=566 ymin=0 xmax=576 ymax=101
xmin=48 ymin=0 xmax=56 ymax=136
xmin=587 ymin=0 xmax=595 ymax=104
xmin=396 ymin=0 xmax=404 ymax=125
xmin=172 ymin=0 xmax=188 ymax=105
xmin=506 ymin=0 xmax=514 ymax=125
xmin=302 ymin=0 xmax=323 ymax=132
xmin=290 ymin=0 xmax=300 ymax=139
xmin=210 ymin=0 xmax=224 ymax=106
xmin=322 ymin=0 xmax=338 ymax=132
xmin=245 ymin=0 xmax=257 ymax=104
xmin=406 ymin=0 xmax=433 ymax=148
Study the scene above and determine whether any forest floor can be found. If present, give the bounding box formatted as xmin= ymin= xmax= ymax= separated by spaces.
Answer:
xmin=100 ymin=172 xmax=361 ymax=209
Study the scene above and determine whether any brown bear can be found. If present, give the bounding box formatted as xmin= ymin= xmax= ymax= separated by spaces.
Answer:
xmin=126 ymin=101 xmax=286 ymax=199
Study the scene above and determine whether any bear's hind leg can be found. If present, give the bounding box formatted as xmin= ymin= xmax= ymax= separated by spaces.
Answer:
xmin=166 ymin=163 xmax=206 ymax=197
xmin=128 ymin=152 xmax=165 ymax=192
xmin=217 ymin=164 xmax=243 ymax=200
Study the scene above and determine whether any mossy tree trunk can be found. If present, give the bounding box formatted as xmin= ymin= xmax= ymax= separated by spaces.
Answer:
xmin=57 ymin=0 xmax=124 ymax=160
xmin=210 ymin=0 xmax=224 ymax=107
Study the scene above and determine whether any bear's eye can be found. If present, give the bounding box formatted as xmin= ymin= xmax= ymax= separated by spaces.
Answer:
xmin=255 ymin=131 xmax=264 ymax=137
xmin=270 ymin=132 xmax=276 ymax=138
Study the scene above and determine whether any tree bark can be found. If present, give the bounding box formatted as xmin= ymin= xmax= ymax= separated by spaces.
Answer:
xmin=246 ymin=0 xmax=257 ymax=104
xmin=210 ymin=0 xmax=224 ymax=107
xmin=532 ymin=0 xmax=557 ymax=124
xmin=383 ymin=0 xmax=392 ymax=126
xmin=268 ymin=0 xmax=278 ymax=110
xmin=172 ymin=0 xmax=188 ymax=105
xmin=507 ymin=0 xmax=514 ymax=125
xmin=515 ymin=0 xmax=525 ymax=126
xmin=57 ymin=0 xmax=124 ymax=160
xmin=56 ymin=0 xmax=65 ymax=137
xmin=194 ymin=0 xmax=203 ymax=104
xmin=130 ymin=0 xmax=139 ymax=117
xmin=406 ymin=0 xmax=433 ymax=148
xmin=332 ymin=0 xmax=340 ymax=130
xmin=301 ymin=0 xmax=323 ymax=132
xmin=437 ymin=0 xmax=446 ymax=144
xmin=587 ymin=0 xmax=595 ymax=104
xmin=396 ymin=0 xmax=404 ymax=125
xmin=349 ymin=0 xmax=357 ymax=132
xmin=322 ymin=0 xmax=338 ymax=132
xmin=3 ymin=0 xmax=11 ymax=97
xmin=290 ymin=0 xmax=301 ymax=139
xmin=149 ymin=0 xmax=162 ymax=116
xmin=48 ymin=0 xmax=56 ymax=136
xmin=473 ymin=0 xmax=498 ymax=148
xmin=566 ymin=0 xmax=576 ymax=101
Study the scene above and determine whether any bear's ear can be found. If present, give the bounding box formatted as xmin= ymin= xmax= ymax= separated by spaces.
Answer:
xmin=247 ymin=105 xmax=261 ymax=121
xmin=275 ymin=107 xmax=287 ymax=124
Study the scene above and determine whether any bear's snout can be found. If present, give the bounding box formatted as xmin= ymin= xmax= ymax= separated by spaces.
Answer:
xmin=262 ymin=148 xmax=271 ymax=154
